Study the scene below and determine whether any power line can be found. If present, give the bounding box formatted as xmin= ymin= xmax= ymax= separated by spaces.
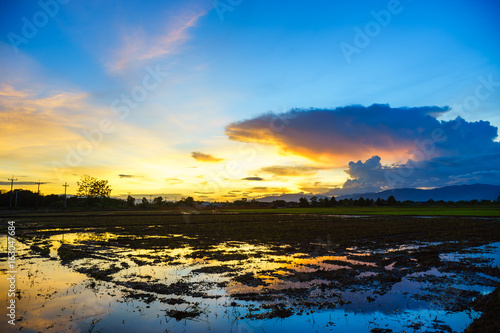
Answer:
xmin=8 ymin=175 xmax=17 ymax=209
xmin=35 ymin=180 xmax=43 ymax=194
xmin=63 ymin=182 xmax=69 ymax=209
xmin=35 ymin=180 xmax=43 ymax=209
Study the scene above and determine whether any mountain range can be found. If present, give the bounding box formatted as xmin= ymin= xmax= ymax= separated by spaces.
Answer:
xmin=256 ymin=184 xmax=500 ymax=203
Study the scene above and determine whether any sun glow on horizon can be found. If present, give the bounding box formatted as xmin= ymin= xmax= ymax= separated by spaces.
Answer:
xmin=1 ymin=1 xmax=500 ymax=201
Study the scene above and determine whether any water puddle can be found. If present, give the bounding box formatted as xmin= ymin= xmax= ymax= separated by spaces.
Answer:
xmin=1 ymin=231 xmax=498 ymax=333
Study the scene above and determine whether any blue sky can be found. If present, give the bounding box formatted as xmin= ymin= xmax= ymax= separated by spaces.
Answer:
xmin=1 ymin=0 xmax=499 ymax=199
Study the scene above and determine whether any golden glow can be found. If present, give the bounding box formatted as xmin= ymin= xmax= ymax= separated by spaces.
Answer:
xmin=0 ymin=48 xmax=351 ymax=201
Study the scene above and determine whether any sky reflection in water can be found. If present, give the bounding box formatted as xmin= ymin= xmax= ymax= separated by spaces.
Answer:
xmin=1 ymin=233 xmax=498 ymax=333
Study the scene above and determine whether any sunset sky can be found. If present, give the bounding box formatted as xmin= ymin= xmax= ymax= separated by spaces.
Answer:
xmin=1 ymin=0 xmax=500 ymax=201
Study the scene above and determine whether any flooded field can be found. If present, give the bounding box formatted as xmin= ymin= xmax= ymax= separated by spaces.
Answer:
xmin=1 ymin=213 xmax=499 ymax=332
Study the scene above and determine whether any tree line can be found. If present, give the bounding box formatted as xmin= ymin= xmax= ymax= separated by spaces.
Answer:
xmin=1 ymin=175 xmax=498 ymax=210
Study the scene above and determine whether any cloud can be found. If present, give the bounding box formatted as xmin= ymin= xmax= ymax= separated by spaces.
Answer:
xmin=242 ymin=176 xmax=264 ymax=181
xmin=191 ymin=151 xmax=224 ymax=162
xmin=0 ymin=85 xmax=111 ymax=169
xmin=0 ymin=181 xmax=49 ymax=186
xmin=119 ymin=174 xmax=135 ymax=178
xmin=225 ymin=104 xmax=483 ymax=165
xmin=260 ymin=165 xmax=325 ymax=177
xmin=251 ymin=187 xmax=268 ymax=191
xmin=226 ymin=103 xmax=500 ymax=195
xmin=299 ymin=181 xmax=339 ymax=194
xmin=165 ymin=177 xmax=183 ymax=184
xmin=328 ymin=153 xmax=500 ymax=196
xmin=249 ymin=187 xmax=292 ymax=194
xmin=108 ymin=7 xmax=208 ymax=73
xmin=227 ymin=104 xmax=500 ymax=194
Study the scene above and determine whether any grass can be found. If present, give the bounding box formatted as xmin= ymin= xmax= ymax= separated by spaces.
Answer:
xmin=226 ymin=205 xmax=500 ymax=216
xmin=2 ymin=205 xmax=499 ymax=220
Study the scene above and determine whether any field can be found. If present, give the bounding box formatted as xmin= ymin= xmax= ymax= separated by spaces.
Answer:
xmin=228 ymin=205 xmax=500 ymax=216
xmin=1 ymin=211 xmax=499 ymax=332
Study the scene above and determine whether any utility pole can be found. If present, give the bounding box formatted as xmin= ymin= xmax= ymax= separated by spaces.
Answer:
xmin=35 ymin=180 xmax=43 ymax=209
xmin=8 ymin=176 xmax=17 ymax=209
xmin=63 ymin=182 xmax=69 ymax=209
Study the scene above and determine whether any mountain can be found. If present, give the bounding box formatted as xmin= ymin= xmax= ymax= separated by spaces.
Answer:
xmin=336 ymin=184 xmax=500 ymax=202
xmin=256 ymin=184 xmax=500 ymax=202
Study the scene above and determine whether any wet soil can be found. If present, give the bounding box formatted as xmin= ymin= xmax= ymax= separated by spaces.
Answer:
xmin=3 ymin=213 xmax=499 ymax=331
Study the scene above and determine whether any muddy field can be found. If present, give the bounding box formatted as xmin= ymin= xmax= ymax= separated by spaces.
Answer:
xmin=1 ymin=213 xmax=499 ymax=332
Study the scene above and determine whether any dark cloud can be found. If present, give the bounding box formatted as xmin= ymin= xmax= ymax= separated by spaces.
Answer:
xmin=0 ymin=181 xmax=49 ymax=186
xmin=260 ymin=165 xmax=324 ymax=177
xmin=227 ymin=103 xmax=500 ymax=193
xmin=328 ymin=153 xmax=500 ymax=196
xmin=226 ymin=104 xmax=499 ymax=165
xmin=191 ymin=151 xmax=224 ymax=162
xmin=251 ymin=187 xmax=268 ymax=191
xmin=119 ymin=174 xmax=134 ymax=178
xmin=242 ymin=176 xmax=264 ymax=181
xmin=250 ymin=187 xmax=291 ymax=194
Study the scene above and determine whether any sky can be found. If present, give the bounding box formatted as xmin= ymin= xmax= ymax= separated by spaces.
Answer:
xmin=0 ymin=0 xmax=499 ymax=201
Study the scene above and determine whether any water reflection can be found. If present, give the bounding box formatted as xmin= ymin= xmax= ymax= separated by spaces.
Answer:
xmin=1 ymin=233 xmax=498 ymax=333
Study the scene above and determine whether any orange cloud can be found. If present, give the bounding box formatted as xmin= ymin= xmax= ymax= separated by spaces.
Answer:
xmin=225 ymin=104 xmax=452 ymax=166
xmin=191 ymin=151 xmax=224 ymax=162
xmin=0 ymin=86 xmax=96 ymax=150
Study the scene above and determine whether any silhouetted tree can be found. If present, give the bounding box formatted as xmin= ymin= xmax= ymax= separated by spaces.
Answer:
xmin=299 ymin=197 xmax=310 ymax=207
xmin=179 ymin=196 xmax=195 ymax=207
xmin=77 ymin=175 xmax=112 ymax=207
xmin=140 ymin=197 xmax=149 ymax=208
xmin=309 ymin=196 xmax=318 ymax=207
xmin=153 ymin=196 xmax=163 ymax=207
xmin=387 ymin=195 xmax=397 ymax=206
xmin=127 ymin=195 xmax=135 ymax=207
xmin=340 ymin=198 xmax=353 ymax=206
xmin=318 ymin=197 xmax=329 ymax=207
xmin=272 ymin=200 xmax=287 ymax=208
xmin=330 ymin=196 xmax=337 ymax=207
